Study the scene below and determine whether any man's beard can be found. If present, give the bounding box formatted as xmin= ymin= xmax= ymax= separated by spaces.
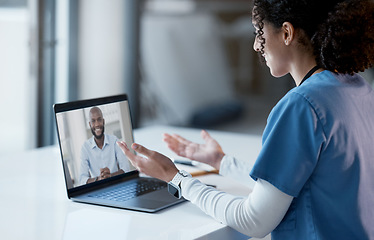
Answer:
xmin=91 ymin=126 xmax=105 ymax=139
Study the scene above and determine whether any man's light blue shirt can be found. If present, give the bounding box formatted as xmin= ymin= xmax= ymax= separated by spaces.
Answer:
xmin=80 ymin=134 xmax=131 ymax=185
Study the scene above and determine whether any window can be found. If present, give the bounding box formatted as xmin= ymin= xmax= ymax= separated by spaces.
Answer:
xmin=0 ymin=2 xmax=33 ymax=154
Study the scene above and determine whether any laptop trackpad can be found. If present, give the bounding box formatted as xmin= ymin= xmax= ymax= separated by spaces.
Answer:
xmin=123 ymin=189 xmax=185 ymax=212
xmin=140 ymin=188 xmax=180 ymax=202
xmin=126 ymin=198 xmax=167 ymax=208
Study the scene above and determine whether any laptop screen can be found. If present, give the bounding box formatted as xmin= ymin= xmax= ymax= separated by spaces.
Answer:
xmin=54 ymin=94 xmax=137 ymax=190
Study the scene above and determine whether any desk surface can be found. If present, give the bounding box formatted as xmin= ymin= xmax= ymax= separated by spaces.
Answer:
xmin=0 ymin=125 xmax=265 ymax=240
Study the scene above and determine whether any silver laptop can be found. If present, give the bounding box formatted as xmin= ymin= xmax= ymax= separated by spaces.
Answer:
xmin=54 ymin=94 xmax=185 ymax=212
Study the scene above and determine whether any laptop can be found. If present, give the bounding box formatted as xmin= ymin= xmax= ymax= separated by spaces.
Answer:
xmin=54 ymin=94 xmax=185 ymax=213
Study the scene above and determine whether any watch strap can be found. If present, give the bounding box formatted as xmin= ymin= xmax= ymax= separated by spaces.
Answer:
xmin=170 ymin=170 xmax=191 ymax=187
xmin=168 ymin=170 xmax=191 ymax=198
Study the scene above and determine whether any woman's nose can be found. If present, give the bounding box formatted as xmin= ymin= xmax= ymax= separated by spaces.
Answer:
xmin=253 ymin=37 xmax=260 ymax=52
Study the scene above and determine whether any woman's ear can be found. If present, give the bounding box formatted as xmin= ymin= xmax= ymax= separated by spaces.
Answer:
xmin=282 ymin=22 xmax=295 ymax=45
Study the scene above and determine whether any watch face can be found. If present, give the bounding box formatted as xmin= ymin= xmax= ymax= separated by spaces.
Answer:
xmin=168 ymin=184 xmax=180 ymax=198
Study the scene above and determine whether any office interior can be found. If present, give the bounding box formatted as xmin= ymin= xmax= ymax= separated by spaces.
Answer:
xmin=2 ymin=0 xmax=374 ymax=156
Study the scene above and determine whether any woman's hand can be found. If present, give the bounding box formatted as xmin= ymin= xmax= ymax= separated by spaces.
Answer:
xmin=117 ymin=142 xmax=178 ymax=182
xmin=163 ymin=130 xmax=225 ymax=170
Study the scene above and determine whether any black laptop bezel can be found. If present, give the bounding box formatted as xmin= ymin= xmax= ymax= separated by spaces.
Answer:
xmin=53 ymin=94 xmax=140 ymax=199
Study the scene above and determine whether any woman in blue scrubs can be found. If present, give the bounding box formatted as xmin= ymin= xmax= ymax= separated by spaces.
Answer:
xmin=118 ymin=0 xmax=374 ymax=239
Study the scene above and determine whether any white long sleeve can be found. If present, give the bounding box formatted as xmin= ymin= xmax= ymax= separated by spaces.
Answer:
xmin=180 ymin=157 xmax=294 ymax=238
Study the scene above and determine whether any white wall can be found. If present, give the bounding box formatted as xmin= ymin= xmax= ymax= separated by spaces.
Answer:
xmin=55 ymin=0 xmax=69 ymax=103
xmin=140 ymin=12 xmax=236 ymax=125
xmin=78 ymin=0 xmax=125 ymax=99
xmin=0 ymin=8 xmax=31 ymax=154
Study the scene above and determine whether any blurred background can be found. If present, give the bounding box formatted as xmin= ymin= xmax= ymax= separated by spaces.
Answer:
xmin=1 ymin=0 xmax=373 ymax=155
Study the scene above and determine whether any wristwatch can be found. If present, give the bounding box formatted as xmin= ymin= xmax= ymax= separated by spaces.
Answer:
xmin=168 ymin=170 xmax=191 ymax=199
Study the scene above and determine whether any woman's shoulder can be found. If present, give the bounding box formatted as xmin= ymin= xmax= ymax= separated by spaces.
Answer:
xmin=274 ymin=72 xmax=335 ymax=108
xmin=271 ymin=70 xmax=373 ymax=117
xmin=270 ymin=71 xmax=347 ymax=115
xmin=294 ymin=70 xmax=372 ymax=99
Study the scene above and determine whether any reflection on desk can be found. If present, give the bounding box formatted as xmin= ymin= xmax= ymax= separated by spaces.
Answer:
xmin=0 ymin=125 xmax=268 ymax=240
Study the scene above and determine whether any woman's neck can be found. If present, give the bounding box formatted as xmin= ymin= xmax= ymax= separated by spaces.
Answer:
xmin=289 ymin=54 xmax=321 ymax=86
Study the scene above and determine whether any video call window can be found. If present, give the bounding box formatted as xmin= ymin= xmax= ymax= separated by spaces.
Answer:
xmin=56 ymin=101 xmax=136 ymax=189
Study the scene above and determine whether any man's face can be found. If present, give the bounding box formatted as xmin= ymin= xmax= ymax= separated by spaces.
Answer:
xmin=89 ymin=110 xmax=105 ymax=139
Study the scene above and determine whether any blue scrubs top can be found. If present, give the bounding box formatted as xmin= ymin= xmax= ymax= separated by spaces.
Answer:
xmin=250 ymin=71 xmax=374 ymax=240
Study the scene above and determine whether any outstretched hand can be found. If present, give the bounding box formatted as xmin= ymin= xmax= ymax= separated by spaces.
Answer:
xmin=117 ymin=141 xmax=178 ymax=182
xmin=163 ymin=130 xmax=225 ymax=170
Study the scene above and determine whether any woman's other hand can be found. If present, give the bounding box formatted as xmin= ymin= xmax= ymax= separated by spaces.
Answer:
xmin=163 ymin=130 xmax=225 ymax=170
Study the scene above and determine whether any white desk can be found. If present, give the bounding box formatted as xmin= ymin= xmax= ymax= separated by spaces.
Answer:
xmin=0 ymin=125 xmax=267 ymax=240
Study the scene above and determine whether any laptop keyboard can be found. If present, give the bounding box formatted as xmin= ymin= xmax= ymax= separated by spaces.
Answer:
xmin=88 ymin=179 xmax=166 ymax=202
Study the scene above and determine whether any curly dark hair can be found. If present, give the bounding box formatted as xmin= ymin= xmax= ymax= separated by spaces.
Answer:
xmin=252 ymin=0 xmax=374 ymax=75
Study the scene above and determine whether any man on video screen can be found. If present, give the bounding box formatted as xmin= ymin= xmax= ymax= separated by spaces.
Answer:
xmin=79 ymin=106 xmax=130 ymax=185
